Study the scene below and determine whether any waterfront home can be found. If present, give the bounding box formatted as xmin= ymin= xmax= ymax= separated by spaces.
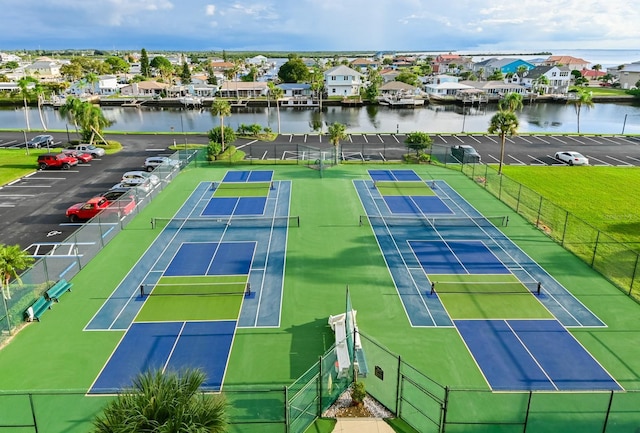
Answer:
xmin=324 ymin=65 xmax=363 ymax=97
xmin=610 ymin=61 xmax=640 ymax=89
xmin=432 ymin=54 xmax=464 ymax=74
xmin=277 ymin=83 xmax=317 ymax=107
xmin=472 ymin=58 xmax=535 ymax=76
xmin=377 ymin=81 xmax=425 ymax=107
xmin=380 ymin=69 xmax=401 ymax=83
xmin=24 ymin=57 xmax=61 ymax=79
xmin=425 ymin=75 xmax=475 ymax=102
xmin=460 ymin=80 xmax=528 ymax=100
xmin=350 ymin=58 xmax=381 ymax=73
xmin=543 ymin=55 xmax=590 ymax=71
xmin=520 ymin=65 xmax=571 ymax=94
xmin=120 ymin=81 xmax=170 ymax=97
xmin=218 ymin=81 xmax=268 ymax=99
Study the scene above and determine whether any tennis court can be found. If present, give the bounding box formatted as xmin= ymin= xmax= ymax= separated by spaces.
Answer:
xmin=88 ymin=170 xmax=293 ymax=393
xmin=354 ymin=169 xmax=619 ymax=391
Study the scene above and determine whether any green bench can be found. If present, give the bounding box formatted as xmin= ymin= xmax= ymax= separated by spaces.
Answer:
xmin=24 ymin=296 xmax=53 ymax=322
xmin=45 ymin=279 xmax=73 ymax=302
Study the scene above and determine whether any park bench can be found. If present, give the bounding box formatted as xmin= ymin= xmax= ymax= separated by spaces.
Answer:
xmin=24 ymin=296 xmax=53 ymax=322
xmin=45 ymin=279 xmax=73 ymax=302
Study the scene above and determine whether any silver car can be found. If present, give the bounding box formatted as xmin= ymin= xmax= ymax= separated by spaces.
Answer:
xmin=28 ymin=134 xmax=54 ymax=148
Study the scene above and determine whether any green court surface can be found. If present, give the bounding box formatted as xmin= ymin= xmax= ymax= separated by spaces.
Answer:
xmin=213 ymin=181 xmax=271 ymax=197
xmin=0 ymin=164 xmax=639 ymax=432
xmin=136 ymin=276 xmax=247 ymax=322
xmin=374 ymin=180 xmax=435 ymax=196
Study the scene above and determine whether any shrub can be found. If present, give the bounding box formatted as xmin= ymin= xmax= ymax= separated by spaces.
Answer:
xmin=351 ymin=381 xmax=366 ymax=405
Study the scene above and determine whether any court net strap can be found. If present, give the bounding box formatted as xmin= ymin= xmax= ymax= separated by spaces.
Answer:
xmin=152 ymin=215 xmax=300 ymax=229
xmin=429 ymin=281 xmax=541 ymax=295
xmin=360 ymin=215 xmax=509 ymax=228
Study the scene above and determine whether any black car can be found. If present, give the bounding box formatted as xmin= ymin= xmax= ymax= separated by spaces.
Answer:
xmin=451 ymin=145 xmax=481 ymax=163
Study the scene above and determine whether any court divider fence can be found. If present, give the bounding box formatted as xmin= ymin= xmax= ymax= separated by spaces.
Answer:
xmin=447 ymin=156 xmax=640 ymax=302
xmin=0 ymin=149 xmax=199 ymax=345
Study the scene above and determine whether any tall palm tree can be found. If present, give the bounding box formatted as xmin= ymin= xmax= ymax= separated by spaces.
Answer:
xmin=268 ymin=83 xmax=284 ymax=134
xmin=498 ymin=92 xmax=524 ymax=112
xmin=93 ymin=368 xmax=228 ymax=433
xmin=75 ymin=103 xmax=111 ymax=143
xmin=59 ymin=96 xmax=85 ymax=139
xmin=17 ymin=77 xmax=37 ymax=131
xmin=488 ymin=110 xmax=519 ymax=175
xmin=328 ymin=122 xmax=347 ymax=165
xmin=533 ymin=75 xmax=550 ymax=94
xmin=211 ymin=99 xmax=232 ymax=151
xmin=567 ymin=88 xmax=594 ymax=134
xmin=0 ymin=244 xmax=34 ymax=301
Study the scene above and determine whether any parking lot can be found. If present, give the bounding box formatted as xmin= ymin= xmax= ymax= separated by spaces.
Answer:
xmin=1 ymin=131 xmax=639 ymax=254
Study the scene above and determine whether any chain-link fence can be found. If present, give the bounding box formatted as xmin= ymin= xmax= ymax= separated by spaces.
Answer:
xmin=453 ymin=161 xmax=640 ymax=301
xmin=0 ymin=150 xmax=200 ymax=344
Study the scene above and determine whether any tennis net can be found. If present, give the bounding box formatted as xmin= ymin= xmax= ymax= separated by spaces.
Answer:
xmin=211 ymin=181 xmax=273 ymax=190
xmin=141 ymin=281 xmax=251 ymax=297
xmin=374 ymin=180 xmax=434 ymax=189
xmin=429 ymin=280 xmax=541 ymax=295
xmin=151 ymin=216 xmax=300 ymax=229
xmin=360 ymin=215 xmax=508 ymax=228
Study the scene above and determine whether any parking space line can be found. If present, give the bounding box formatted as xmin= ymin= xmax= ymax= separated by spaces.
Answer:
xmin=452 ymin=135 xmax=464 ymax=143
xmin=626 ymin=156 xmax=640 ymax=163
xmin=605 ymin=155 xmax=633 ymax=166
xmin=518 ymin=136 xmax=533 ymax=144
xmin=565 ymin=136 xmax=585 ymax=144
xmin=436 ymin=135 xmax=448 ymax=144
xmin=391 ymin=134 xmax=400 ymax=143
xmin=467 ymin=135 xmax=481 ymax=143
xmin=601 ymin=137 xmax=619 ymax=144
xmin=363 ymin=135 xmax=369 ymax=143
xmin=527 ymin=155 xmax=547 ymax=165
xmin=531 ymin=136 xmax=550 ymax=144
xmin=582 ymin=136 xmax=602 ymax=144
xmin=145 ymin=148 xmax=165 ymax=151
xmin=0 ymin=194 xmax=36 ymax=197
xmin=5 ymin=184 xmax=53 ymax=188
xmin=375 ymin=134 xmax=384 ymax=143
xmin=485 ymin=135 xmax=498 ymax=144
xmin=507 ymin=155 xmax=526 ymax=165
xmin=585 ymin=155 xmax=611 ymax=166
xmin=618 ymin=137 xmax=640 ymax=145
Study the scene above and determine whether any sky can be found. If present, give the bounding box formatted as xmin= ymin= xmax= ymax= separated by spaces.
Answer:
xmin=2 ymin=0 xmax=639 ymax=53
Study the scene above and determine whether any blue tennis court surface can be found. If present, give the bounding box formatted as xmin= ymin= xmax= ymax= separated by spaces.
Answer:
xmin=89 ymin=321 xmax=235 ymax=394
xmin=165 ymin=242 xmax=256 ymax=276
xmin=384 ymin=196 xmax=453 ymax=215
xmin=368 ymin=169 xmax=421 ymax=181
xmin=409 ymin=240 xmax=510 ymax=275
xmin=456 ymin=319 xmax=621 ymax=391
xmin=222 ymin=170 xmax=273 ymax=182
xmin=202 ymin=197 xmax=267 ymax=216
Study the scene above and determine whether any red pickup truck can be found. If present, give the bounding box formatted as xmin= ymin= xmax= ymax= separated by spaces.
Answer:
xmin=66 ymin=196 xmax=136 ymax=222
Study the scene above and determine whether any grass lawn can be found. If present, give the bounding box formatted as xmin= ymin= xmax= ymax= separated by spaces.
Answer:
xmin=501 ymin=166 xmax=640 ymax=250
xmin=0 ymin=148 xmax=51 ymax=184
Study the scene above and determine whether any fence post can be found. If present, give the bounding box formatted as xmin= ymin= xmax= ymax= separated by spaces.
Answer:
xmin=516 ymin=184 xmax=522 ymax=213
xmin=592 ymin=231 xmax=601 ymax=267
xmin=536 ymin=195 xmax=543 ymax=227
xmin=317 ymin=355 xmax=323 ymax=417
xmin=629 ymin=254 xmax=639 ymax=296
xmin=284 ymin=386 xmax=290 ymax=433
xmin=395 ymin=355 xmax=402 ymax=416
xmin=498 ymin=173 xmax=503 ymax=200
xmin=561 ymin=210 xmax=569 ymax=246
xmin=441 ymin=386 xmax=449 ymax=433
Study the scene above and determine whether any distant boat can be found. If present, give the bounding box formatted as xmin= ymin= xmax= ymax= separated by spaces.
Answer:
xmin=179 ymin=96 xmax=202 ymax=107
xmin=122 ymin=99 xmax=145 ymax=108
xmin=378 ymin=95 xmax=425 ymax=108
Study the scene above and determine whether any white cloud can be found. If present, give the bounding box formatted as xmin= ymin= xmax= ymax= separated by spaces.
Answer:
xmin=205 ymin=5 xmax=216 ymax=16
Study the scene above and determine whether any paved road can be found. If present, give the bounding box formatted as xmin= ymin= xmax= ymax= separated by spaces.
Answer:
xmin=1 ymin=131 xmax=639 ymax=253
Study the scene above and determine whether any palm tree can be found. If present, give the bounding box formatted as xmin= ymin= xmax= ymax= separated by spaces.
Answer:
xmin=533 ymin=75 xmax=550 ymax=94
xmin=268 ymin=83 xmax=284 ymax=134
xmin=0 ymin=244 xmax=34 ymax=301
xmin=211 ymin=99 xmax=232 ymax=151
xmin=59 ymin=96 xmax=85 ymax=139
xmin=79 ymin=104 xmax=112 ymax=143
xmin=17 ymin=77 xmax=37 ymax=131
xmin=567 ymin=88 xmax=594 ymax=134
xmin=328 ymin=122 xmax=347 ymax=165
xmin=498 ymin=92 xmax=524 ymax=112
xmin=93 ymin=368 xmax=228 ymax=433
xmin=488 ymin=110 xmax=519 ymax=175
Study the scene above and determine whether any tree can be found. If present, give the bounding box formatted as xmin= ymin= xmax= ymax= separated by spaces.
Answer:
xmin=488 ymin=110 xmax=519 ymax=175
xmin=60 ymin=62 xmax=84 ymax=82
xmin=267 ymin=82 xmax=284 ymax=134
xmin=395 ymin=70 xmax=419 ymax=87
xmin=17 ymin=76 xmax=37 ymax=131
xmin=151 ymin=56 xmax=173 ymax=82
xmin=206 ymin=65 xmax=218 ymax=85
xmin=487 ymin=70 xmax=504 ymax=81
xmin=84 ymin=72 xmax=99 ymax=94
xmin=533 ymin=75 xmax=550 ymax=94
xmin=404 ymin=132 xmax=432 ymax=157
xmin=0 ymin=244 xmax=34 ymax=301
xmin=93 ymin=369 xmax=228 ymax=433
xmin=140 ymin=48 xmax=150 ymax=77
xmin=567 ymin=88 xmax=594 ymax=134
xmin=104 ymin=56 xmax=129 ymax=74
xmin=498 ymin=92 xmax=523 ymax=112
xmin=309 ymin=65 xmax=325 ymax=112
xmin=211 ymin=99 xmax=232 ymax=151
xmin=363 ymin=67 xmax=382 ymax=102
xmin=78 ymin=103 xmax=112 ymax=143
xmin=327 ymin=122 xmax=347 ymax=165
xmin=208 ymin=126 xmax=236 ymax=151
xmin=277 ymin=55 xmax=309 ymax=83
xmin=180 ymin=62 xmax=192 ymax=84
xmin=59 ymin=96 xmax=85 ymax=138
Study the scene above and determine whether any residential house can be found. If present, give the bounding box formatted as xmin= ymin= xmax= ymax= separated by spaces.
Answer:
xmin=379 ymin=81 xmax=421 ymax=97
xmin=610 ymin=61 xmax=640 ymax=89
xmin=580 ymin=68 xmax=607 ymax=86
xmin=24 ymin=57 xmax=61 ymax=79
xmin=460 ymin=81 xmax=528 ymax=100
xmin=247 ymin=55 xmax=268 ymax=65
xmin=350 ymin=58 xmax=381 ymax=73
xmin=0 ymin=52 xmax=21 ymax=62
xmin=424 ymin=75 xmax=474 ymax=101
xmin=324 ymin=65 xmax=363 ymax=97
xmin=218 ymin=81 xmax=268 ymax=99
xmin=379 ymin=68 xmax=401 ymax=83
xmin=472 ymin=58 xmax=535 ymax=77
xmin=120 ymin=81 xmax=170 ymax=97
xmin=543 ymin=56 xmax=590 ymax=71
xmin=432 ymin=54 xmax=464 ymax=74
xmin=520 ymin=65 xmax=572 ymax=94
xmin=277 ymin=83 xmax=317 ymax=107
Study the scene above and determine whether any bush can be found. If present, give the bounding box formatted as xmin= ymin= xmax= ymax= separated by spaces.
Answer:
xmin=207 ymin=141 xmax=222 ymax=161
xmin=351 ymin=381 xmax=366 ymax=405
xmin=208 ymin=126 xmax=236 ymax=147
xmin=214 ymin=145 xmax=245 ymax=162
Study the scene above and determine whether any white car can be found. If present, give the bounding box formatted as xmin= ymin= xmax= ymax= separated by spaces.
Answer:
xmin=143 ymin=156 xmax=181 ymax=172
xmin=121 ymin=170 xmax=160 ymax=186
xmin=74 ymin=144 xmax=106 ymax=158
xmin=112 ymin=179 xmax=153 ymax=193
xmin=554 ymin=151 xmax=589 ymax=166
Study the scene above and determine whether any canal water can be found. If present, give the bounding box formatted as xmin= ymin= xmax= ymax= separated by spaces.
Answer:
xmin=2 ymin=101 xmax=640 ymax=135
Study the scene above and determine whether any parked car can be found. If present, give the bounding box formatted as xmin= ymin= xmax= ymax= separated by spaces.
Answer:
xmin=102 ymin=187 xmax=138 ymax=202
xmin=112 ymin=178 xmax=153 ymax=193
xmin=61 ymin=149 xmax=93 ymax=163
xmin=36 ymin=153 xmax=78 ymax=170
xmin=27 ymin=134 xmax=54 ymax=148
xmin=66 ymin=196 xmax=136 ymax=222
xmin=554 ymin=151 xmax=589 ymax=166
xmin=143 ymin=156 xmax=181 ymax=172
xmin=451 ymin=145 xmax=481 ymax=163
xmin=73 ymin=144 xmax=106 ymax=158
xmin=121 ymin=171 xmax=160 ymax=186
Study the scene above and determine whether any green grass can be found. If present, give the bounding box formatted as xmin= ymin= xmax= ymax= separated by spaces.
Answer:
xmin=0 ymin=148 xmax=50 ymax=184
xmin=501 ymin=166 xmax=640 ymax=250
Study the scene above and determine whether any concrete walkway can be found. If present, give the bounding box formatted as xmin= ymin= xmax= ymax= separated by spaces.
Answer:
xmin=331 ymin=418 xmax=395 ymax=433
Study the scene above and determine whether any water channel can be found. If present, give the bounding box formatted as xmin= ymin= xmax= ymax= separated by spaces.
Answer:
xmin=2 ymin=100 xmax=640 ymax=135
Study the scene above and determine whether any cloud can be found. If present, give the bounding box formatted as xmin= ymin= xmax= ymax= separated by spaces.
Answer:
xmin=205 ymin=5 xmax=216 ymax=16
